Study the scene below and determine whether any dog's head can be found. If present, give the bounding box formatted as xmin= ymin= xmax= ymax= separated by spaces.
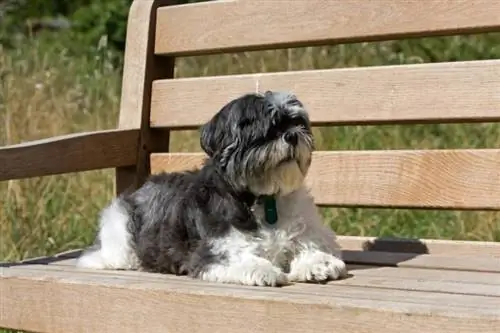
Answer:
xmin=200 ymin=91 xmax=314 ymax=196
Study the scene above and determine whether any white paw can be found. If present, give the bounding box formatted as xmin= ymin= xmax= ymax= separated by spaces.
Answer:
xmin=246 ymin=264 xmax=289 ymax=287
xmin=200 ymin=260 xmax=289 ymax=287
xmin=288 ymin=250 xmax=347 ymax=282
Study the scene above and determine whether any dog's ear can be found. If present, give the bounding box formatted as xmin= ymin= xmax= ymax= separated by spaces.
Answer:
xmin=199 ymin=116 xmax=217 ymax=157
xmin=200 ymin=93 xmax=261 ymax=164
xmin=200 ymin=102 xmax=233 ymax=158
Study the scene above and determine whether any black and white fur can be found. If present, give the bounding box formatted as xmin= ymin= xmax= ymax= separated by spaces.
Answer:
xmin=76 ymin=91 xmax=347 ymax=286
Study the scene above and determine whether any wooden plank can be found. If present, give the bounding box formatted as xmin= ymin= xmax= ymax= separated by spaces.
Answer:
xmin=150 ymin=149 xmax=500 ymax=209
xmin=337 ymin=236 xmax=500 ymax=257
xmin=6 ymin=259 xmax=500 ymax=297
xmin=342 ymin=251 xmax=500 ymax=273
xmin=0 ymin=129 xmax=139 ymax=181
xmin=155 ymin=0 xmax=500 ymax=56
xmin=1 ymin=268 xmax=499 ymax=333
xmin=346 ymin=265 xmax=500 ymax=291
xmin=5 ymin=246 xmax=500 ymax=273
xmin=118 ymin=0 xmax=174 ymax=130
xmin=150 ymin=60 xmax=500 ymax=128
xmin=115 ymin=0 xmax=174 ymax=195
xmin=9 ymin=235 xmax=499 ymax=271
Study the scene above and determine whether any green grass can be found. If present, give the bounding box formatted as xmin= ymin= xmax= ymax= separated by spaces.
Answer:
xmin=1 ymin=33 xmax=500 ymax=332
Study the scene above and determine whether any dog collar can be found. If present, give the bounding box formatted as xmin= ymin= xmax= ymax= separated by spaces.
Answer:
xmin=261 ymin=195 xmax=278 ymax=225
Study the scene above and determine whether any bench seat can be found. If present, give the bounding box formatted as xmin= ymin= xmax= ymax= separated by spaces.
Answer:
xmin=2 ymin=1 xmax=500 ymax=332
xmin=2 ymin=238 xmax=499 ymax=333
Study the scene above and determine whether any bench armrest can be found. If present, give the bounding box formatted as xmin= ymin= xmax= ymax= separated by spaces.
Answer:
xmin=0 ymin=129 xmax=139 ymax=181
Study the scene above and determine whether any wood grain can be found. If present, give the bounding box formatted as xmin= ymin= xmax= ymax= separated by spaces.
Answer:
xmin=150 ymin=149 xmax=500 ymax=209
xmin=7 ymin=234 xmax=500 ymax=270
xmin=150 ymin=60 xmax=500 ymax=128
xmin=1 ymin=267 xmax=499 ymax=333
xmin=337 ymin=236 xmax=500 ymax=257
xmin=7 ymin=258 xmax=500 ymax=296
xmin=342 ymin=251 xmax=500 ymax=273
xmin=155 ymin=0 xmax=500 ymax=56
xmin=0 ymin=129 xmax=139 ymax=181
xmin=6 ymin=260 xmax=500 ymax=297
xmin=118 ymin=0 xmax=174 ymax=130
xmin=115 ymin=0 xmax=175 ymax=195
xmin=9 ymin=235 xmax=499 ymax=270
xmin=6 ymin=245 xmax=500 ymax=273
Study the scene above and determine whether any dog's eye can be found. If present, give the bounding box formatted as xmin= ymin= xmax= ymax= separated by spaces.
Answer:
xmin=289 ymin=116 xmax=307 ymax=129
xmin=268 ymin=127 xmax=282 ymax=139
xmin=267 ymin=122 xmax=288 ymax=140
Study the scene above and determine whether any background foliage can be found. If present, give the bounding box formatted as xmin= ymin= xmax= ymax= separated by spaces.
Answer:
xmin=1 ymin=2 xmax=499 ymax=331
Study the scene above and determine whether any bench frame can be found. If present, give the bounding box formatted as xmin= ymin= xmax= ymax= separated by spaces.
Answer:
xmin=1 ymin=1 xmax=499 ymax=332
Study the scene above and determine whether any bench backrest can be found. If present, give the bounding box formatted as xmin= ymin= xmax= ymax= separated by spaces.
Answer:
xmin=118 ymin=0 xmax=500 ymax=211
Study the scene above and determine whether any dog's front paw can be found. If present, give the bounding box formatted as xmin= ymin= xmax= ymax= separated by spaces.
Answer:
xmin=198 ymin=259 xmax=289 ymax=287
xmin=288 ymin=250 xmax=347 ymax=283
xmin=245 ymin=264 xmax=289 ymax=287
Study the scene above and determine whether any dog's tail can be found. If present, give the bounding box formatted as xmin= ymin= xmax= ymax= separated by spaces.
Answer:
xmin=76 ymin=198 xmax=139 ymax=270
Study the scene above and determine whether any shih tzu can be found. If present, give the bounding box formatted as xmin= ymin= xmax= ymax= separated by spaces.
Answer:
xmin=76 ymin=91 xmax=347 ymax=286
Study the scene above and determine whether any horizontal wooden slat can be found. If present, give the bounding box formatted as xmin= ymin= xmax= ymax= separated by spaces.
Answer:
xmin=150 ymin=60 xmax=500 ymax=128
xmin=7 ymin=240 xmax=500 ymax=274
xmin=150 ymin=149 xmax=500 ymax=209
xmin=343 ymin=251 xmax=500 ymax=273
xmin=5 ymin=244 xmax=500 ymax=273
xmin=6 ymin=260 xmax=500 ymax=297
xmin=0 ymin=129 xmax=139 ymax=181
xmin=6 ymin=236 xmax=499 ymax=269
xmin=337 ymin=236 xmax=500 ymax=257
xmin=1 ymin=266 xmax=499 ymax=333
xmin=155 ymin=0 xmax=500 ymax=56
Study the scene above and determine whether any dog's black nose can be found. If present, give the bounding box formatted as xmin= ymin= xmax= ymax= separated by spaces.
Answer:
xmin=284 ymin=132 xmax=298 ymax=145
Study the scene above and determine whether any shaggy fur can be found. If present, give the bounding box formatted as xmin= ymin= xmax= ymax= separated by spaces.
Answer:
xmin=76 ymin=91 xmax=347 ymax=286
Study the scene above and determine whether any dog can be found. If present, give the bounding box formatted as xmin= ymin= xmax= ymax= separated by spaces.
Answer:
xmin=76 ymin=91 xmax=347 ymax=286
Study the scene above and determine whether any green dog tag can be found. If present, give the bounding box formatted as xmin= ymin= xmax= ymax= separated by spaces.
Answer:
xmin=262 ymin=195 xmax=278 ymax=225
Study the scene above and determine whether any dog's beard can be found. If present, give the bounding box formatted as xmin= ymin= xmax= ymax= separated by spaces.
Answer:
xmin=248 ymin=160 xmax=305 ymax=196
xmin=227 ymin=134 xmax=313 ymax=197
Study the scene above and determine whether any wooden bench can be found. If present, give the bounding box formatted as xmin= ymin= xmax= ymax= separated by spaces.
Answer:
xmin=1 ymin=1 xmax=499 ymax=332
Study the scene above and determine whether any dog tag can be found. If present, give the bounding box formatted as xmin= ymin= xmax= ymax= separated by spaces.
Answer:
xmin=262 ymin=196 xmax=278 ymax=225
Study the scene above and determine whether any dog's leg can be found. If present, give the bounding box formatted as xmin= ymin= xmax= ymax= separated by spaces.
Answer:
xmin=280 ymin=192 xmax=347 ymax=283
xmin=197 ymin=253 xmax=289 ymax=287
xmin=287 ymin=214 xmax=347 ymax=283
xmin=287 ymin=245 xmax=347 ymax=283
xmin=188 ymin=233 xmax=288 ymax=287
